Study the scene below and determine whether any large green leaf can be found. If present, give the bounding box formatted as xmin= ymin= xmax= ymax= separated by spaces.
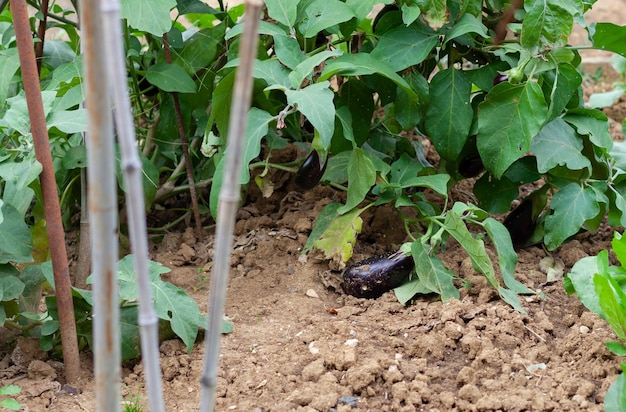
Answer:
xmin=210 ymin=109 xmax=273 ymax=217
xmin=565 ymin=253 xmax=607 ymax=316
xmin=0 ymin=275 xmax=25 ymax=302
xmin=120 ymin=0 xmax=175 ymax=36
xmin=564 ymin=108 xmax=613 ymax=151
xmin=47 ymin=109 xmax=88 ymax=134
xmin=591 ymin=23 xmax=626 ymax=58
xmin=594 ymin=272 xmax=626 ymax=341
xmin=297 ymin=0 xmax=355 ymax=38
xmin=146 ymin=62 xmax=197 ymax=93
xmin=252 ymin=59 xmax=291 ymax=88
xmin=320 ymin=53 xmax=416 ymax=99
xmin=337 ymin=148 xmax=377 ymax=214
xmin=302 ymin=203 xmax=342 ymax=254
xmin=345 ymin=0 xmax=393 ymax=22
xmin=530 ymin=118 xmax=591 ymax=173
xmin=370 ymin=22 xmax=438 ymax=71
xmin=545 ymin=183 xmax=601 ymax=250
xmin=521 ymin=0 xmax=579 ymax=50
xmin=273 ymin=34 xmax=307 ymax=70
xmin=0 ymin=49 xmax=20 ymax=108
xmin=477 ymin=82 xmax=548 ymax=178
xmin=173 ymin=26 xmax=224 ymax=74
xmin=0 ymin=204 xmax=33 ymax=264
xmin=289 ymin=50 xmax=343 ymax=89
xmin=265 ymin=0 xmax=300 ymax=27
xmin=313 ymin=207 xmax=364 ymax=269
xmin=411 ymin=241 xmax=459 ymax=301
xmin=285 ymin=82 xmax=335 ymax=149
xmin=424 ymin=68 xmax=473 ymax=161
xmin=542 ymin=64 xmax=582 ymax=122
xmin=444 ymin=13 xmax=488 ymax=43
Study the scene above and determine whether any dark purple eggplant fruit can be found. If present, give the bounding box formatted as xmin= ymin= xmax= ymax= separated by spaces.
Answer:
xmin=493 ymin=73 xmax=509 ymax=85
xmin=295 ymin=150 xmax=327 ymax=190
xmin=503 ymin=187 xmax=548 ymax=249
xmin=458 ymin=153 xmax=485 ymax=178
xmin=342 ymin=251 xmax=414 ymax=299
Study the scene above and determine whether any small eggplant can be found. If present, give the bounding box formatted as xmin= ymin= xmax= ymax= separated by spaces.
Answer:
xmin=493 ymin=73 xmax=509 ymax=85
xmin=458 ymin=153 xmax=485 ymax=178
xmin=342 ymin=251 xmax=414 ymax=299
xmin=295 ymin=150 xmax=327 ymax=190
xmin=503 ymin=188 xmax=547 ymax=249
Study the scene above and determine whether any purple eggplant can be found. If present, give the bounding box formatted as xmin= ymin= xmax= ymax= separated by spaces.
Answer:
xmin=493 ymin=73 xmax=509 ymax=85
xmin=503 ymin=188 xmax=547 ymax=249
xmin=342 ymin=251 xmax=414 ymax=299
xmin=458 ymin=153 xmax=485 ymax=178
xmin=295 ymin=150 xmax=327 ymax=190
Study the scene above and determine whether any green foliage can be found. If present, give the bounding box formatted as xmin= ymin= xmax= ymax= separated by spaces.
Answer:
xmin=565 ymin=232 xmax=626 ymax=410
xmin=0 ymin=384 xmax=21 ymax=411
xmin=38 ymin=255 xmax=232 ymax=361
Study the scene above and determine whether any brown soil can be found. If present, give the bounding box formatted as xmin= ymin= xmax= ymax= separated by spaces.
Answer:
xmin=3 ymin=1 xmax=626 ymax=411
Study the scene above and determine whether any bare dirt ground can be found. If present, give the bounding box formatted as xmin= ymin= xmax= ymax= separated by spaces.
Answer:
xmin=3 ymin=1 xmax=626 ymax=411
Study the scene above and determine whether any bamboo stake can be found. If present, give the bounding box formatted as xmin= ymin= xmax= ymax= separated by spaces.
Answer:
xmin=81 ymin=0 xmax=121 ymax=410
xmin=100 ymin=1 xmax=165 ymax=411
xmin=200 ymin=1 xmax=263 ymax=410
xmin=9 ymin=0 xmax=81 ymax=384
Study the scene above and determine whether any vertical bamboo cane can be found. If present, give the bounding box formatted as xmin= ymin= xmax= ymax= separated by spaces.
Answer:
xmin=200 ymin=1 xmax=263 ymax=411
xmin=101 ymin=1 xmax=165 ymax=411
xmin=9 ymin=0 xmax=80 ymax=384
xmin=81 ymin=0 xmax=121 ymax=410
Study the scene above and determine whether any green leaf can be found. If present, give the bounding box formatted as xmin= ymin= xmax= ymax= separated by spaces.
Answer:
xmin=613 ymin=232 xmax=626 ymax=268
xmin=394 ymin=277 xmax=433 ymax=305
xmin=285 ymin=82 xmax=335 ymax=149
xmin=390 ymin=154 xmax=424 ymax=185
xmin=313 ymin=206 xmax=364 ymax=269
xmin=411 ymin=241 xmax=459 ymax=301
xmin=474 ymin=174 xmax=519 ymax=213
xmin=47 ymin=109 xmax=88 ymax=134
xmin=444 ymin=13 xmax=488 ymax=43
xmin=253 ymin=59 xmax=291 ymax=88
xmin=444 ymin=210 xmax=498 ymax=290
xmin=564 ymin=108 xmax=613 ymax=151
xmin=0 ymin=154 xmax=42 ymax=190
xmin=0 ymin=385 xmax=21 ymax=396
xmin=0 ymin=49 xmax=20 ymax=108
xmin=398 ymin=174 xmax=450 ymax=196
xmin=120 ymin=0 xmax=175 ymax=36
xmin=209 ymin=109 xmax=273 ymax=217
xmin=604 ymin=372 xmax=626 ymax=411
xmin=303 ymin=203 xmax=342 ymax=254
xmin=289 ymin=50 xmax=343 ymax=89
xmin=146 ymin=62 xmax=197 ymax=93
xmin=173 ymin=27 xmax=224 ymax=74
xmin=0 ymin=204 xmax=33 ymax=264
xmin=544 ymin=183 xmax=600 ymax=250
xmin=320 ymin=53 xmax=416 ymax=100
xmin=594 ymin=272 xmax=626 ymax=341
xmin=591 ymin=22 xmax=626 ymax=58
xmin=0 ymin=398 xmax=20 ymax=411
xmin=297 ymin=0 xmax=355 ymax=38
xmin=0 ymin=275 xmax=25 ymax=302
xmin=62 ymin=145 xmax=87 ymax=169
xmin=273 ymin=34 xmax=306 ymax=71
xmin=370 ymin=21 xmax=438 ymax=72
xmin=521 ymin=0 xmax=577 ymax=50
xmin=345 ymin=0 xmax=393 ymax=22
xmin=565 ymin=254 xmax=606 ymax=316
xmin=477 ymin=81 xmax=548 ymax=178
xmin=120 ymin=305 xmax=141 ymax=361
xmin=484 ymin=218 xmax=534 ymax=295
xmin=530 ymin=118 xmax=591 ymax=173
xmin=606 ymin=341 xmax=626 ymax=357
xmin=424 ymin=68 xmax=473 ymax=161
xmin=322 ymin=151 xmax=351 ymax=184
xmin=337 ymin=148 xmax=376 ymax=214
xmin=542 ymin=64 xmax=582 ymax=121
xmin=265 ymin=0 xmax=300 ymax=27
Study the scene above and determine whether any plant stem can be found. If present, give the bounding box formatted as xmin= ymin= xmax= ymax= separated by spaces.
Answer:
xmin=10 ymin=0 xmax=80 ymax=384
xmin=35 ymin=0 xmax=49 ymax=74
xmin=163 ymin=33 xmax=204 ymax=241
